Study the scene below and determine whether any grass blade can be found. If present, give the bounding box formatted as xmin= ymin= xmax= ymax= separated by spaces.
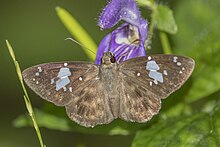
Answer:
xmin=56 ymin=6 xmax=97 ymax=61
xmin=6 ymin=40 xmax=45 ymax=147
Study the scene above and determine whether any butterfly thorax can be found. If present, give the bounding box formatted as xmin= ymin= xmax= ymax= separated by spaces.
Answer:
xmin=100 ymin=52 xmax=120 ymax=118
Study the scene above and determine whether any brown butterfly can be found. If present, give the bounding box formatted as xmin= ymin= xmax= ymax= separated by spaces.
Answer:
xmin=22 ymin=52 xmax=194 ymax=127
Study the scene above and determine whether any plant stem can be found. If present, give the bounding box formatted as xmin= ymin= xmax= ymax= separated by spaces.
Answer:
xmin=145 ymin=1 xmax=157 ymax=48
xmin=6 ymin=40 xmax=45 ymax=147
xmin=145 ymin=0 xmax=172 ymax=54
xmin=159 ymin=31 xmax=172 ymax=54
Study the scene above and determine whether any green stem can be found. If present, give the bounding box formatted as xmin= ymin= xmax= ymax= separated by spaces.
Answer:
xmin=6 ymin=40 xmax=45 ymax=147
xmin=145 ymin=1 xmax=157 ymax=48
xmin=145 ymin=0 xmax=172 ymax=54
xmin=159 ymin=31 xmax=172 ymax=54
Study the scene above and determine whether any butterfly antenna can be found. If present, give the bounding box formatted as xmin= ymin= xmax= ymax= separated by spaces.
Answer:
xmin=65 ymin=37 xmax=96 ymax=55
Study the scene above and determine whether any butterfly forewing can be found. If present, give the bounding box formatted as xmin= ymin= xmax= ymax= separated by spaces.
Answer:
xmin=22 ymin=62 xmax=98 ymax=106
xmin=118 ymin=54 xmax=194 ymax=122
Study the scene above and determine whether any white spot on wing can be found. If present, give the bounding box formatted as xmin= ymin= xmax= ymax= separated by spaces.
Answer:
xmin=51 ymin=78 xmax=55 ymax=84
xmin=149 ymin=71 xmax=163 ymax=83
xmin=55 ymin=68 xmax=71 ymax=91
xmin=63 ymin=86 xmax=67 ymax=91
xmin=35 ymin=72 xmax=39 ymax=76
xmin=146 ymin=60 xmax=160 ymax=71
xmin=69 ymin=87 xmax=73 ymax=92
xmin=146 ymin=60 xmax=164 ymax=84
xmin=173 ymin=56 xmax=178 ymax=63
xmin=38 ymin=67 xmax=42 ymax=72
xmin=163 ymin=70 xmax=168 ymax=75
xmin=177 ymin=62 xmax=181 ymax=66
xmin=56 ymin=78 xmax=70 ymax=91
xmin=58 ymin=68 xmax=71 ymax=78
xmin=153 ymin=79 xmax=158 ymax=85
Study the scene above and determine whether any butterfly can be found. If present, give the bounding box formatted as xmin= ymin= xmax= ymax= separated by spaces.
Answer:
xmin=22 ymin=52 xmax=195 ymax=127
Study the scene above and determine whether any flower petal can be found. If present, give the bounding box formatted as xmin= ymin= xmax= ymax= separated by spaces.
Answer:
xmin=96 ymin=0 xmax=148 ymax=65
xmin=99 ymin=0 xmax=142 ymax=29
xmin=95 ymin=22 xmax=147 ymax=65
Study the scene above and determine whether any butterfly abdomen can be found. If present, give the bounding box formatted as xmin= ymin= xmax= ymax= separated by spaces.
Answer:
xmin=100 ymin=63 xmax=120 ymax=118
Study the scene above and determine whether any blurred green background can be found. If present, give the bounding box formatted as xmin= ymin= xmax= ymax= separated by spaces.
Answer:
xmin=1 ymin=0 xmax=220 ymax=147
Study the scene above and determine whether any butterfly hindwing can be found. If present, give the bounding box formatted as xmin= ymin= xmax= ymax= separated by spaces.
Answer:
xmin=118 ymin=54 xmax=195 ymax=122
xmin=119 ymin=77 xmax=161 ymax=122
xmin=65 ymin=78 xmax=114 ymax=127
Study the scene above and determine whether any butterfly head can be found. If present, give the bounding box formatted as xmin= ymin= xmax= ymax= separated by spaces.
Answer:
xmin=101 ymin=52 xmax=116 ymax=65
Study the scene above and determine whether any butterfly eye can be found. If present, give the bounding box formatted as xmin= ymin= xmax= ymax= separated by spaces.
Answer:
xmin=110 ymin=56 xmax=116 ymax=63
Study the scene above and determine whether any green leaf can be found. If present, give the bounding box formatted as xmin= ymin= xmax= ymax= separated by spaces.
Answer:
xmin=132 ymin=103 xmax=220 ymax=147
xmin=155 ymin=5 xmax=177 ymax=34
xmin=161 ymin=103 xmax=192 ymax=118
xmin=56 ymin=6 xmax=97 ymax=61
xmin=173 ymin=0 xmax=220 ymax=53
xmin=13 ymin=109 xmax=145 ymax=135
xmin=185 ymin=31 xmax=220 ymax=102
xmin=173 ymin=0 xmax=220 ymax=102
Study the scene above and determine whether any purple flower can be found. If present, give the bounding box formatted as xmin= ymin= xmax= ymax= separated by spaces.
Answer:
xmin=95 ymin=0 xmax=148 ymax=65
